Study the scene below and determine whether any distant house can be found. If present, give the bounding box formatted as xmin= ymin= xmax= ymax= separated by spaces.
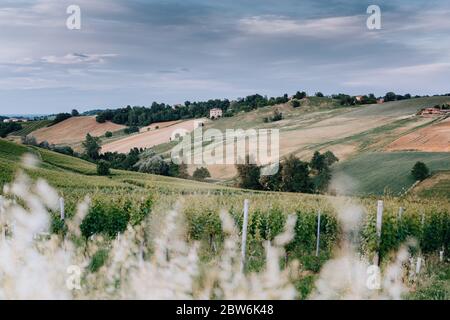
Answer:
xmin=3 ymin=118 xmax=28 ymax=123
xmin=377 ymin=98 xmax=385 ymax=104
xmin=209 ymin=108 xmax=223 ymax=119
xmin=355 ymin=95 xmax=364 ymax=102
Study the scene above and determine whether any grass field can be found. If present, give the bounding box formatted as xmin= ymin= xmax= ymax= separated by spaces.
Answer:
xmin=332 ymin=152 xmax=450 ymax=196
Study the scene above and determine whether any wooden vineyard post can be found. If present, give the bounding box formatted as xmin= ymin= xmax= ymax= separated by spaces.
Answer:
xmin=59 ymin=197 xmax=65 ymax=220
xmin=316 ymin=210 xmax=321 ymax=257
xmin=398 ymin=207 xmax=403 ymax=220
xmin=240 ymin=199 xmax=249 ymax=273
xmin=375 ymin=200 xmax=384 ymax=266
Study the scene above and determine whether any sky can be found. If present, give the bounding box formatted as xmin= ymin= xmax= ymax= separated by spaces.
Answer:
xmin=0 ymin=0 xmax=449 ymax=114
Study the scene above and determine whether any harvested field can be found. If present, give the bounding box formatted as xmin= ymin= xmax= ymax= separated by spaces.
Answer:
xmin=139 ymin=120 xmax=181 ymax=133
xmin=387 ymin=117 xmax=450 ymax=152
xmin=101 ymin=119 xmax=207 ymax=154
xmin=31 ymin=116 xmax=125 ymax=145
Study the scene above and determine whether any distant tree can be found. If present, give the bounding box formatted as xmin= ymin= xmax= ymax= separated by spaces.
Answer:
xmin=310 ymin=151 xmax=326 ymax=173
xmin=259 ymin=169 xmax=282 ymax=191
xmin=193 ymin=167 xmax=211 ymax=181
xmin=97 ymin=160 xmax=111 ymax=176
xmin=105 ymin=131 xmax=113 ymax=138
xmin=0 ymin=122 xmax=22 ymax=138
xmin=294 ymin=91 xmax=307 ymax=99
xmin=323 ymin=151 xmax=339 ymax=166
xmin=177 ymin=163 xmax=189 ymax=179
xmin=21 ymin=135 xmax=37 ymax=146
xmin=134 ymin=149 xmax=169 ymax=175
xmin=411 ymin=162 xmax=430 ymax=181
xmin=51 ymin=113 xmax=71 ymax=126
xmin=71 ymin=109 xmax=80 ymax=117
xmin=236 ymin=155 xmax=261 ymax=190
xmin=82 ymin=133 xmax=101 ymax=160
xmin=314 ymin=165 xmax=332 ymax=193
xmin=281 ymin=155 xmax=312 ymax=193
xmin=124 ymin=126 xmax=139 ymax=134
xmin=96 ymin=113 xmax=107 ymax=123
xmin=315 ymin=92 xmax=324 ymax=97
xmin=384 ymin=92 xmax=397 ymax=102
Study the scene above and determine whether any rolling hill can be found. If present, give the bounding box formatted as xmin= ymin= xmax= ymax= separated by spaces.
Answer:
xmin=172 ymin=96 xmax=450 ymax=181
xmin=30 ymin=116 xmax=125 ymax=146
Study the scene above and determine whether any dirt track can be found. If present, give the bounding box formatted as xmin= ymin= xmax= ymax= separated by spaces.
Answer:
xmin=386 ymin=118 xmax=450 ymax=152
xmin=31 ymin=116 xmax=125 ymax=145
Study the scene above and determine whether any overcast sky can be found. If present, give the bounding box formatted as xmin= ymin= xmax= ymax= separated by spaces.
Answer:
xmin=1 ymin=0 xmax=449 ymax=114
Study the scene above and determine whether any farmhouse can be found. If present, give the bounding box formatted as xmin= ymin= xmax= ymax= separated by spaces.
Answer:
xmin=377 ymin=98 xmax=385 ymax=104
xmin=209 ymin=108 xmax=223 ymax=119
xmin=355 ymin=95 xmax=364 ymax=102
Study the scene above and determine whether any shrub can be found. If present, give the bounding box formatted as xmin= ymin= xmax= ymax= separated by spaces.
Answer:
xmin=21 ymin=135 xmax=38 ymax=146
xmin=105 ymin=131 xmax=113 ymax=138
xmin=89 ymin=249 xmax=109 ymax=273
xmin=124 ymin=126 xmax=139 ymax=134
xmin=193 ymin=167 xmax=211 ymax=181
xmin=292 ymin=100 xmax=301 ymax=108
xmin=80 ymin=201 xmax=130 ymax=238
xmin=97 ymin=160 xmax=111 ymax=176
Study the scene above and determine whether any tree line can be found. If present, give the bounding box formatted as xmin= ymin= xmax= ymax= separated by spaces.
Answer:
xmin=236 ymin=151 xmax=339 ymax=194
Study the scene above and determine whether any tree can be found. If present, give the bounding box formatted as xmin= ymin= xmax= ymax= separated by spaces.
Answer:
xmin=315 ymin=92 xmax=324 ymax=97
xmin=105 ymin=131 xmax=113 ymax=138
xmin=124 ymin=126 xmax=139 ymax=134
xmin=281 ymin=155 xmax=313 ymax=193
xmin=411 ymin=162 xmax=430 ymax=181
xmin=236 ymin=155 xmax=261 ymax=190
xmin=193 ymin=167 xmax=211 ymax=181
xmin=51 ymin=113 xmax=71 ymax=126
xmin=177 ymin=163 xmax=189 ymax=179
xmin=134 ymin=149 xmax=169 ymax=175
xmin=0 ymin=122 xmax=22 ymax=138
xmin=294 ymin=91 xmax=307 ymax=99
xmin=97 ymin=160 xmax=111 ymax=176
xmin=314 ymin=165 xmax=332 ymax=193
xmin=310 ymin=151 xmax=326 ymax=173
xmin=82 ymin=133 xmax=101 ymax=160
xmin=323 ymin=151 xmax=339 ymax=166
xmin=71 ymin=109 xmax=80 ymax=116
xmin=384 ymin=92 xmax=397 ymax=102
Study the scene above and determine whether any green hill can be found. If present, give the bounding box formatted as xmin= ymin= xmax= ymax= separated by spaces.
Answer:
xmin=332 ymin=152 xmax=450 ymax=196
xmin=0 ymin=139 xmax=236 ymax=197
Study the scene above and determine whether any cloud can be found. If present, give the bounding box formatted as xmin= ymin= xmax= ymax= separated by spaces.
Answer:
xmin=238 ymin=15 xmax=363 ymax=38
xmin=41 ymin=53 xmax=118 ymax=65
